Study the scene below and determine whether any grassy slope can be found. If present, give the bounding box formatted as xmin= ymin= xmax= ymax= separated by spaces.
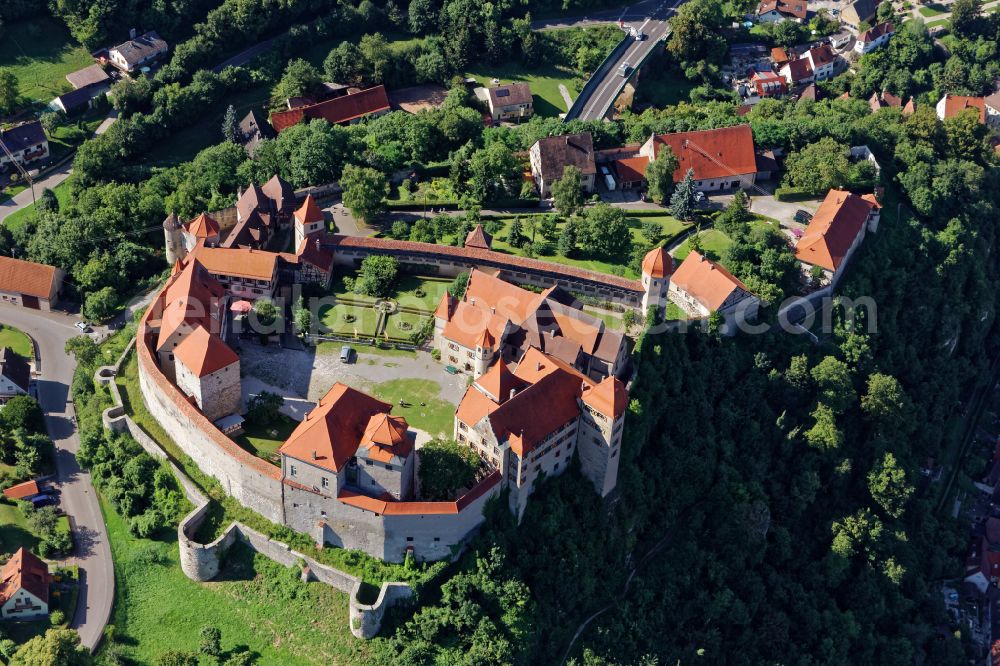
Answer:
xmin=101 ymin=496 xmax=370 ymax=665
xmin=0 ymin=324 xmax=34 ymax=358
xmin=464 ymin=63 xmax=581 ymax=117
xmin=3 ymin=180 xmax=73 ymax=233
xmin=0 ymin=501 xmax=39 ymax=553
xmin=0 ymin=18 xmax=93 ymax=104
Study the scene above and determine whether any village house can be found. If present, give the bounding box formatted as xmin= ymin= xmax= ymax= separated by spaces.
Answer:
xmin=668 ymin=251 xmax=760 ymax=333
xmin=269 ymin=85 xmax=391 ymax=132
xmin=755 ymin=0 xmax=808 ymax=23
xmin=855 ymin=21 xmax=894 ymax=54
xmin=2 ymin=480 xmax=43 ymax=502
xmin=635 ymin=124 xmax=762 ymax=192
xmin=454 ymin=346 xmax=626 ymax=516
xmin=0 ymin=122 xmax=48 ymax=169
xmin=794 ymin=189 xmax=881 ymax=283
xmin=485 ymin=83 xmax=534 ymax=123
xmin=936 ymin=94 xmax=1000 ymax=129
xmin=779 ymin=44 xmax=838 ymax=85
xmin=108 ymin=30 xmax=168 ymax=73
xmin=0 ymin=255 xmax=64 ymax=310
xmin=0 ymin=348 xmax=30 ymax=404
xmin=869 ymin=90 xmax=915 ymax=114
xmin=750 ymin=69 xmax=788 ymax=98
xmin=0 ymin=548 xmax=50 ymax=620
xmin=529 ymin=132 xmax=597 ymax=198
xmin=433 ymin=269 xmax=630 ymax=381
xmin=50 ymin=64 xmax=111 ymax=115
xmin=841 ymin=0 xmax=878 ymax=30
xmin=238 ymin=110 xmax=276 ymax=157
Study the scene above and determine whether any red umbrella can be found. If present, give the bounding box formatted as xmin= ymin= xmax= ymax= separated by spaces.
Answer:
xmin=230 ymin=300 xmax=253 ymax=313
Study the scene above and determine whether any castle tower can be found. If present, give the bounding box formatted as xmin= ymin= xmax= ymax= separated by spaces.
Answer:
xmin=578 ymin=376 xmax=628 ymax=497
xmin=293 ymin=194 xmax=325 ymax=250
xmin=640 ymin=246 xmax=673 ymax=315
xmin=163 ymin=212 xmax=184 ymax=265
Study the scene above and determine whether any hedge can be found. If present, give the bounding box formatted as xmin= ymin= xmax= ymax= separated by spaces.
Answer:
xmin=774 ymin=187 xmax=819 ymax=202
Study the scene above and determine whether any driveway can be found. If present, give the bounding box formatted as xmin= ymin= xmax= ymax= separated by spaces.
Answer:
xmin=0 ymin=109 xmax=118 ymax=224
xmin=0 ymin=304 xmax=113 ymax=652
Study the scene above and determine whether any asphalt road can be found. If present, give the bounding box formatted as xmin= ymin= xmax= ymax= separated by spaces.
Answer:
xmin=568 ymin=0 xmax=682 ymax=121
xmin=0 ymin=304 xmax=113 ymax=652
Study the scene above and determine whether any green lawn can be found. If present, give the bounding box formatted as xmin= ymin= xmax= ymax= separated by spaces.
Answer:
xmin=0 ymin=324 xmax=33 ymax=358
xmin=918 ymin=3 xmax=947 ymax=16
xmin=3 ymin=180 xmax=73 ymax=233
xmin=464 ymin=63 xmax=581 ymax=118
xmin=319 ymin=302 xmax=382 ymax=337
xmin=665 ymin=302 xmax=688 ymax=321
xmin=99 ymin=496 xmax=371 ymax=665
xmin=673 ymin=229 xmax=734 ymax=263
xmin=395 ymin=275 xmax=451 ymax=311
xmin=0 ymin=18 xmax=94 ymax=105
xmin=0 ymin=501 xmax=39 ymax=553
xmin=925 ymin=18 xmax=951 ymax=27
xmin=581 ymin=308 xmax=624 ymax=331
xmin=234 ymin=415 xmax=299 ymax=462
xmin=321 ymin=273 xmax=443 ymax=338
xmin=384 ymin=311 xmax=430 ymax=339
xmin=366 ymin=378 xmax=455 ymax=438
xmin=317 ymin=341 xmax=418 ymax=359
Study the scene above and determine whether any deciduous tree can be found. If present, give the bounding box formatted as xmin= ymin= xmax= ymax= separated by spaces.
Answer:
xmin=341 ymin=164 xmax=389 ymax=223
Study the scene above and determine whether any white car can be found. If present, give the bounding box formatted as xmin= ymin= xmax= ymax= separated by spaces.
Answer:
xmin=694 ymin=191 xmax=707 ymax=203
xmin=619 ymin=62 xmax=631 ymax=77
xmin=74 ymin=321 xmax=90 ymax=332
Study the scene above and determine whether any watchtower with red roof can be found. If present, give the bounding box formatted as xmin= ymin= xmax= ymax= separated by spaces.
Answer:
xmin=640 ymin=246 xmax=674 ymax=315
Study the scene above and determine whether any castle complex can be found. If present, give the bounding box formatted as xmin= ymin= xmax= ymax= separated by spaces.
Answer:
xmin=143 ymin=175 xmax=765 ymax=563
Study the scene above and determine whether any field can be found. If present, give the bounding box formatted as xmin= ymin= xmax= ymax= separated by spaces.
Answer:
xmin=0 ymin=18 xmax=94 ymax=105
xmin=0 ymin=324 xmax=34 ymax=358
xmin=99 ymin=496 xmax=371 ymax=665
xmin=3 ymin=180 xmax=73 ymax=233
xmin=464 ymin=63 xmax=581 ymax=118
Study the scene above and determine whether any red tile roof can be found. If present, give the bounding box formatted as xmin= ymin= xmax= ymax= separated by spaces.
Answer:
xmin=0 ymin=548 xmax=49 ymax=607
xmin=859 ymin=21 xmax=893 ymax=43
xmin=360 ymin=413 xmax=413 ymax=463
xmin=670 ymin=251 xmax=752 ymax=311
xmin=155 ymin=259 xmax=226 ymax=351
xmin=3 ymin=480 xmax=40 ymax=500
xmin=757 ymin=0 xmax=807 ymax=18
xmin=279 ymin=383 xmax=392 ymax=473
xmin=781 ymin=57 xmax=813 ymax=83
xmin=474 ymin=359 xmax=530 ymax=403
xmin=940 ymin=94 xmax=986 ymax=122
xmin=0 ymin=256 xmax=60 ymax=300
xmin=173 ymin=325 xmax=239 ymax=378
xmin=612 ymin=156 xmax=649 ymax=184
xmin=582 ymin=375 xmax=628 ymax=419
xmin=464 ymin=224 xmax=492 ymax=250
xmin=190 ymin=245 xmax=279 ymax=281
xmin=641 ymin=246 xmax=673 ymax=279
xmin=270 ymin=85 xmax=391 ymax=132
xmin=649 ymin=125 xmax=758 ymax=182
xmin=185 ymin=213 xmax=220 ymax=239
xmin=337 ymin=470 xmax=501 ymax=515
xmin=294 ymin=195 xmax=324 ymax=226
xmin=795 ymin=189 xmax=876 ymax=271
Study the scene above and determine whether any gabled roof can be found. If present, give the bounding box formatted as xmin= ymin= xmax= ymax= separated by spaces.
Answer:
xmin=173 ymin=325 xmax=239 ymax=378
xmin=532 ymin=132 xmax=597 ymax=181
xmin=474 ymin=359 xmax=530 ymax=403
xmin=641 ymin=246 xmax=673 ymax=279
xmin=185 ymin=213 xmax=220 ymax=239
xmin=463 ymin=269 xmax=542 ymax=325
xmin=612 ymin=156 xmax=649 ymax=184
xmin=859 ymin=21 xmax=893 ymax=43
xmin=239 ymin=110 xmax=275 ymax=156
xmin=433 ymin=292 xmax=456 ymax=320
xmin=189 ymin=246 xmax=279 ymax=281
xmin=441 ymin=299 xmax=509 ymax=349
xmin=489 ymin=364 xmax=584 ymax=457
xmin=236 ymin=184 xmax=272 ymax=223
xmin=294 ymin=194 xmax=324 ymax=226
xmin=222 ymin=209 xmax=269 ymax=250
xmin=844 ymin=0 xmax=878 ymax=22
xmin=359 ymin=413 xmax=413 ymax=463
xmin=155 ymin=258 xmax=226 ymax=351
xmin=279 ymin=383 xmax=392 ymax=473
xmin=262 ymin=175 xmax=296 ymax=217
xmin=671 ymin=251 xmax=752 ymax=311
xmin=781 ymin=58 xmax=813 ymax=83
xmin=0 ymin=347 xmax=30 ymax=394
xmin=794 ymin=189 xmax=876 ymax=271
xmin=0 ymin=255 xmax=59 ymax=299
xmin=649 ymin=125 xmax=758 ymax=181
xmin=757 ymin=0 xmax=807 ymax=19
xmin=3 ymin=479 xmax=40 ymax=500
xmin=110 ymin=31 xmax=167 ymax=67
xmin=0 ymin=548 xmax=49 ymax=607
xmin=807 ymin=44 xmax=835 ymax=67
xmin=939 ymin=94 xmax=986 ymax=122
xmin=464 ymin=224 xmax=493 ymax=250
xmin=771 ymin=47 xmax=789 ymax=64
xmin=582 ymin=375 xmax=628 ymax=419
xmin=487 ymin=83 xmax=533 ymax=109
xmin=294 ymin=236 xmax=334 ymax=273
xmin=0 ymin=122 xmax=46 ymax=154
xmin=270 ymin=86 xmax=390 ymax=132
xmin=65 ymin=64 xmax=110 ymax=90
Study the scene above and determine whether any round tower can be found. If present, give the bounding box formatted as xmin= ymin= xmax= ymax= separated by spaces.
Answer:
xmin=640 ymin=246 xmax=674 ymax=315
xmin=163 ymin=212 xmax=185 ymax=265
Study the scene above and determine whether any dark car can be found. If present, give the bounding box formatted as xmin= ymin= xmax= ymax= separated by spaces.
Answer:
xmin=30 ymin=494 xmax=58 ymax=508
xmin=794 ymin=209 xmax=813 ymax=223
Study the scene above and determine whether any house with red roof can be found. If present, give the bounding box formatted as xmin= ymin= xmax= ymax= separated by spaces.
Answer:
xmin=669 ymin=251 xmax=760 ymax=332
xmin=0 ymin=255 xmax=64 ymax=311
xmin=269 ymin=86 xmax=391 ymax=133
xmin=750 ymin=70 xmax=788 ymax=98
xmin=936 ymin=94 xmax=996 ymax=127
xmin=755 ymin=0 xmax=807 ymax=23
xmin=433 ymin=269 xmax=630 ymax=381
xmin=794 ymin=189 xmax=881 ymax=282
xmin=174 ymin=325 xmax=241 ymax=422
xmin=638 ymin=125 xmax=761 ymax=192
xmin=454 ymin=346 xmax=627 ymax=514
xmin=0 ymin=548 xmax=50 ymax=620
xmin=855 ymin=21 xmax=894 ymax=54
xmin=2 ymin=480 xmax=42 ymax=501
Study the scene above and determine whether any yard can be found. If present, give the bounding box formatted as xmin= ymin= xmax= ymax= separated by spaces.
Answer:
xmin=99 ymin=496 xmax=372 ymax=665
xmin=0 ymin=18 xmax=94 ymax=105
xmin=234 ymin=415 xmax=299 ymax=461
xmin=673 ymin=228 xmax=734 ymax=263
xmin=3 ymin=180 xmax=73 ymax=233
xmin=918 ymin=3 xmax=947 ymax=16
xmin=0 ymin=323 xmax=34 ymax=358
xmin=635 ymin=68 xmax=696 ymax=108
xmin=319 ymin=272 xmax=440 ymax=341
xmin=365 ymin=378 xmax=456 ymax=438
xmin=0 ymin=501 xmax=39 ymax=553
xmin=464 ymin=63 xmax=581 ymax=118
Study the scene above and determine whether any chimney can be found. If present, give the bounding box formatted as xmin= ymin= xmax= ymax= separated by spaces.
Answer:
xmin=491 ymin=307 xmax=496 ymax=314
xmin=130 ymin=27 xmax=137 ymax=40
xmin=509 ymin=388 xmax=516 ymax=401
xmin=536 ymin=361 xmax=542 ymax=372
xmin=311 ymin=450 xmax=317 ymax=460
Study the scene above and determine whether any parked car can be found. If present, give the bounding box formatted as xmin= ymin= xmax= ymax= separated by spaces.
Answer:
xmin=74 ymin=321 xmax=90 ymax=331
xmin=694 ymin=191 xmax=707 ymax=203
xmin=619 ymin=62 xmax=631 ymax=77
xmin=30 ymin=494 xmax=58 ymax=508
xmin=794 ymin=209 xmax=813 ymax=223
xmin=339 ymin=346 xmax=353 ymax=363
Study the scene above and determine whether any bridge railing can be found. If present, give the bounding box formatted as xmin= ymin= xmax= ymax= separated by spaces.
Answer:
xmin=564 ymin=34 xmax=632 ymax=121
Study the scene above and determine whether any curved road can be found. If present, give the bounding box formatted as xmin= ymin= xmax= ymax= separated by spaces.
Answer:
xmin=565 ymin=0 xmax=683 ymax=121
xmin=0 ymin=304 xmax=112 ymax=652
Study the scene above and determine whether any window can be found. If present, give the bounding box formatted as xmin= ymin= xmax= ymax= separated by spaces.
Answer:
xmin=321 ymin=477 xmax=329 ymax=488
xmin=290 ymin=465 xmax=297 ymax=476
xmin=434 ymin=537 xmax=440 ymax=542
xmin=365 ymin=460 xmax=373 ymax=466
xmin=320 ymin=510 xmax=327 ymax=517
xmin=406 ymin=537 xmax=414 ymax=542
xmin=385 ymin=464 xmax=392 ymax=470
xmin=459 ymin=422 xmax=468 ymax=431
